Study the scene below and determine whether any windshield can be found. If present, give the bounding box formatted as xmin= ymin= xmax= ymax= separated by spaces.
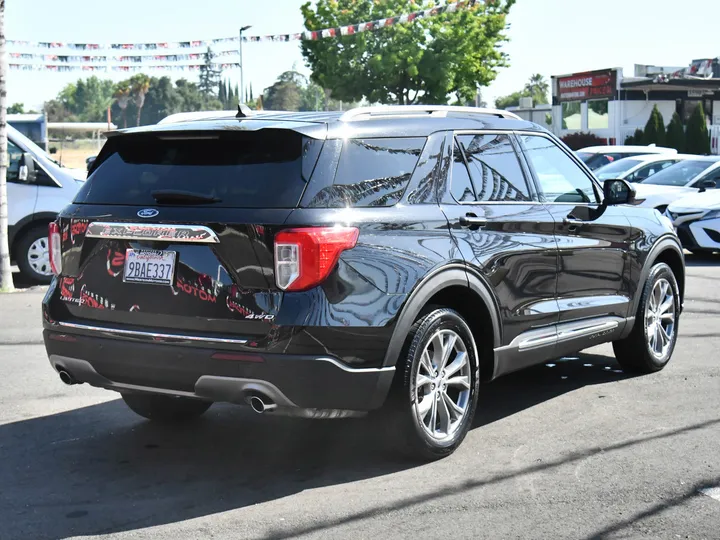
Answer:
xmin=594 ymin=158 xmax=643 ymax=180
xmin=641 ymin=160 xmax=716 ymax=186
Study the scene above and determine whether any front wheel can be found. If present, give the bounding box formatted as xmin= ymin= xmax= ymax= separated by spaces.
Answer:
xmin=16 ymin=226 xmax=54 ymax=285
xmin=613 ymin=262 xmax=680 ymax=373
xmin=384 ymin=308 xmax=480 ymax=461
xmin=122 ymin=393 xmax=212 ymax=422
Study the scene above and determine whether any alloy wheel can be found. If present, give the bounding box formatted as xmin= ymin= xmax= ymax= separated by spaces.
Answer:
xmin=413 ymin=329 xmax=472 ymax=441
xmin=645 ymin=277 xmax=675 ymax=359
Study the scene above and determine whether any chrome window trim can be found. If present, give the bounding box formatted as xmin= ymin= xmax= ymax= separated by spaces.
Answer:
xmin=514 ymin=130 xmax=603 ymax=204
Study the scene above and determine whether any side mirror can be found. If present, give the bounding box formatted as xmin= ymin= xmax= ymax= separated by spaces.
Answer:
xmin=698 ymin=178 xmax=716 ymax=192
xmin=18 ymin=153 xmax=36 ymax=183
xmin=603 ymin=179 xmax=636 ymax=206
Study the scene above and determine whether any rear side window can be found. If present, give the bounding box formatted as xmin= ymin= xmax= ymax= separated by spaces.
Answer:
xmin=456 ymin=134 xmax=531 ymax=202
xmin=74 ymin=130 xmax=322 ymax=208
xmin=306 ymin=137 xmax=425 ymax=207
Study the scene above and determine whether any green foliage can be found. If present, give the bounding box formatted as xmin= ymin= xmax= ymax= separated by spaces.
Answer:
xmin=8 ymin=103 xmax=25 ymax=114
xmin=301 ymin=0 xmax=515 ymax=105
xmin=625 ymin=128 xmax=645 ymax=145
xmin=686 ymin=103 xmax=711 ymax=155
xmin=524 ymin=73 xmax=549 ymax=105
xmin=264 ymin=71 xmax=306 ymax=111
xmin=198 ymin=47 xmax=221 ymax=98
xmin=643 ymin=105 xmax=666 ymax=146
xmin=495 ymin=90 xmax=529 ymax=109
xmin=665 ymin=112 xmax=685 ymax=152
xmin=45 ymin=76 xmax=115 ymax=123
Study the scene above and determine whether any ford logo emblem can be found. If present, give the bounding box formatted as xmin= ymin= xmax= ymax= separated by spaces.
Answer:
xmin=137 ymin=208 xmax=159 ymax=218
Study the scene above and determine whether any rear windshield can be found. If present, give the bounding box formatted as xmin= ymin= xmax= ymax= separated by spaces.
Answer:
xmin=594 ymin=158 xmax=643 ymax=180
xmin=641 ymin=160 xmax=715 ymax=186
xmin=74 ymin=130 xmax=322 ymax=208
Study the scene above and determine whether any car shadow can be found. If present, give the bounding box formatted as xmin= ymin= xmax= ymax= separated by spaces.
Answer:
xmin=1 ymin=352 xmax=633 ymax=540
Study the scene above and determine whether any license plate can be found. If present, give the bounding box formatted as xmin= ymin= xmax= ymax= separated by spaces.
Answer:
xmin=123 ymin=249 xmax=176 ymax=285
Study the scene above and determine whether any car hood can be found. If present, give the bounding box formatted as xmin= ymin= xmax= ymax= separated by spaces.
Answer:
xmin=667 ymin=190 xmax=720 ymax=213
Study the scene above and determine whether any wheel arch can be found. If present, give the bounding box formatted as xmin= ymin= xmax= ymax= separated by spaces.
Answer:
xmin=633 ymin=236 xmax=685 ymax=316
xmin=382 ymin=265 xmax=501 ymax=382
xmin=10 ymin=212 xmax=57 ymax=260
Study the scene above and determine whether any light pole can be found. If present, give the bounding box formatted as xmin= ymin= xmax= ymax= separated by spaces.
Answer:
xmin=239 ymin=25 xmax=251 ymax=104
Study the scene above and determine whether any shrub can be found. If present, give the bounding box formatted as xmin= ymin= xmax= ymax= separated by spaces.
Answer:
xmin=643 ymin=105 xmax=666 ymax=146
xmin=665 ymin=112 xmax=685 ymax=152
xmin=686 ymin=103 xmax=711 ymax=155
xmin=625 ymin=128 xmax=645 ymax=145
xmin=561 ymin=131 xmax=606 ymax=151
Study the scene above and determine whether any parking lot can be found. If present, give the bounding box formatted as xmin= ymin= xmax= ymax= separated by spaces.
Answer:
xmin=1 ymin=256 xmax=719 ymax=540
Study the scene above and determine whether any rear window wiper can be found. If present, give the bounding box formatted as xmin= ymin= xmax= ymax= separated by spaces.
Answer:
xmin=151 ymin=190 xmax=222 ymax=204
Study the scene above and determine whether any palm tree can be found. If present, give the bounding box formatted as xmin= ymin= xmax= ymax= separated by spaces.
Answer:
xmin=113 ymin=82 xmax=132 ymax=129
xmin=130 ymin=74 xmax=151 ymax=127
xmin=0 ymin=0 xmax=14 ymax=291
xmin=524 ymin=74 xmax=549 ymax=104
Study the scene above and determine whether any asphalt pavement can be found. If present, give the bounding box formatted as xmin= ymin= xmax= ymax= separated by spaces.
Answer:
xmin=1 ymin=256 xmax=719 ymax=540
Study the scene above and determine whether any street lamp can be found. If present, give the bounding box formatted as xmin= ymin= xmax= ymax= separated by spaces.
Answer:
xmin=239 ymin=25 xmax=252 ymax=104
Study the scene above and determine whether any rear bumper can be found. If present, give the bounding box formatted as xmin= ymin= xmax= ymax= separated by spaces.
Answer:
xmin=44 ymin=329 xmax=395 ymax=415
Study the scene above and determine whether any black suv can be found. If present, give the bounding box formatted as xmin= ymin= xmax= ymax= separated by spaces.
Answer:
xmin=42 ymin=106 xmax=684 ymax=460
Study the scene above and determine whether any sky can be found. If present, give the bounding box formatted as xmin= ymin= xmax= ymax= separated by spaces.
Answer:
xmin=5 ymin=0 xmax=718 ymax=110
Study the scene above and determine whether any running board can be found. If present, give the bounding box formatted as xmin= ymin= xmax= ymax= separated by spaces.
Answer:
xmin=493 ymin=316 xmax=630 ymax=379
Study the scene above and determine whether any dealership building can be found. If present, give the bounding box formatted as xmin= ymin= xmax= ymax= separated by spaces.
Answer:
xmin=512 ymin=59 xmax=720 ymax=154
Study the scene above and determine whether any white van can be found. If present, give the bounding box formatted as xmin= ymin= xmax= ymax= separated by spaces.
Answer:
xmin=6 ymin=125 xmax=84 ymax=284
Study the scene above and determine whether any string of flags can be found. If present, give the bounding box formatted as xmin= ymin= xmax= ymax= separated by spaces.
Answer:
xmin=8 ymin=63 xmax=240 ymax=73
xmin=7 ymin=1 xmax=479 ymax=54
xmin=8 ymin=51 xmax=236 ymax=63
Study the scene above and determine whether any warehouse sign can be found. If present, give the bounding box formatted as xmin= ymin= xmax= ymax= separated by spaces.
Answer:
xmin=557 ymin=70 xmax=617 ymax=102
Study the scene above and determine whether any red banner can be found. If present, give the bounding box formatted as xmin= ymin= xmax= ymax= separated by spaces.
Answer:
xmin=557 ymin=70 xmax=617 ymax=102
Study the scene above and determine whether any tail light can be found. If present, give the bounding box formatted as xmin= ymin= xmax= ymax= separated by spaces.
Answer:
xmin=48 ymin=222 xmax=62 ymax=275
xmin=274 ymin=227 xmax=359 ymax=291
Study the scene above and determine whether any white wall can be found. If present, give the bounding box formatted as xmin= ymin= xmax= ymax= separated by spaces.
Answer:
xmin=621 ymin=100 xmax=676 ymax=128
xmin=713 ymin=101 xmax=720 ymax=125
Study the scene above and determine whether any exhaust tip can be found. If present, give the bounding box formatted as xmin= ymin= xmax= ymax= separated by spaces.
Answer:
xmin=58 ymin=370 xmax=76 ymax=385
xmin=249 ymin=395 xmax=266 ymax=414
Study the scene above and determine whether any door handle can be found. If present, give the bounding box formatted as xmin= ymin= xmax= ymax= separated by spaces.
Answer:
xmin=563 ymin=217 xmax=585 ymax=226
xmin=459 ymin=214 xmax=488 ymax=228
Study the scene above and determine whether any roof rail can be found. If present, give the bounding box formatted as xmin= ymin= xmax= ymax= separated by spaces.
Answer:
xmin=339 ymin=105 xmax=521 ymax=122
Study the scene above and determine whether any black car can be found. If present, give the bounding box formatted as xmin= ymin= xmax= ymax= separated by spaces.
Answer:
xmin=42 ymin=106 xmax=685 ymax=460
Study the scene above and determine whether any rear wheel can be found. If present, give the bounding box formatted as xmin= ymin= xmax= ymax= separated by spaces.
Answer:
xmin=121 ymin=393 xmax=212 ymax=422
xmin=16 ymin=226 xmax=53 ymax=285
xmin=613 ymin=263 xmax=680 ymax=373
xmin=385 ymin=308 xmax=480 ymax=461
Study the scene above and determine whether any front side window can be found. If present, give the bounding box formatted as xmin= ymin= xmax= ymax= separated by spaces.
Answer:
xmin=626 ymin=160 xmax=676 ymax=182
xmin=521 ymin=135 xmax=599 ymax=204
xmin=456 ymin=134 xmax=530 ymax=202
xmin=6 ymin=141 xmax=24 ymax=183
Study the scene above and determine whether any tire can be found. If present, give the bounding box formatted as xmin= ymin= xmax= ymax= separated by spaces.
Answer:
xmin=613 ymin=262 xmax=680 ymax=374
xmin=15 ymin=225 xmax=54 ymax=285
xmin=384 ymin=308 xmax=480 ymax=461
xmin=122 ymin=393 xmax=212 ymax=422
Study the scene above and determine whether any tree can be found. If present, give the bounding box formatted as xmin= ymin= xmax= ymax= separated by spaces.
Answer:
xmin=198 ymin=47 xmax=220 ymax=98
xmin=643 ymin=105 xmax=666 ymax=146
xmin=495 ymin=90 xmax=529 ymax=109
xmin=263 ymin=71 xmax=306 ymax=111
xmin=113 ymin=81 xmax=132 ymax=128
xmin=0 ymin=0 xmax=12 ymax=291
xmin=7 ymin=102 xmax=24 ymax=114
xmin=686 ymin=103 xmax=711 ymax=155
xmin=130 ymin=74 xmax=151 ymax=127
xmin=524 ymin=73 xmax=549 ymax=104
xmin=301 ymin=0 xmax=515 ymax=105
xmin=625 ymin=128 xmax=645 ymax=145
xmin=219 ymin=79 xmax=227 ymax=108
xmin=666 ymin=112 xmax=685 ymax=152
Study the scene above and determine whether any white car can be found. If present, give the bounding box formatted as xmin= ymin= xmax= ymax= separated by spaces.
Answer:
xmin=633 ymin=157 xmax=720 ymax=212
xmin=665 ymin=190 xmax=720 ymax=254
xmin=7 ymin=125 xmax=84 ymax=284
xmin=594 ymin=154 xmax=689 ymax=183
xmin=576 ymin=145 xmax=677 ymax=171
